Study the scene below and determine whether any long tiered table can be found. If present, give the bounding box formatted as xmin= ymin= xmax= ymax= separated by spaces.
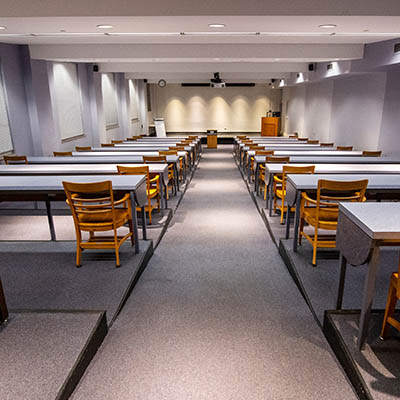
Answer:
xmin=336 ymin=202 xmax=400 ymax=349
xmin=0 ymin=175 xmax=147 ymax=253
xmin=0 ymin=276 xmax=7 ymax=323
xmin=284 ymin=174 xmax=400 ymax=253
xmin=0 ymin=163 xmax=170 ymax=208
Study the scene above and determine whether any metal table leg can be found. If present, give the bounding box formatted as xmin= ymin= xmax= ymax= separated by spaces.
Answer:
xmin=0 ymin=277 xmax=8 ymax=323
xmin=336 ymin=255 xmax=347 ymax=309
xmin=45 ymin=198 xmax=56 ymax=241
xmin=292 ymin=193 xmax=301 ymax=252
xmin=130 ymin=191 xmax=140 ymax=254
xmin=141 ymin=206 xmax=147 ymax=241
xmin=358 ymin=246 xmax=380 ymax=350
xmin=285 ymin=205 xmax=291 ymax=239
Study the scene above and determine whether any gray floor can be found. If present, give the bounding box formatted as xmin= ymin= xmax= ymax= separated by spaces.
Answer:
xmin=0 ymin=240 xmax=151 ymax=325
xmin=330 ymin=312 xmax=400 ymax=400
xmin=71 ymin=145 xmax=356 ymax=400
xmin=0 ymin=311 xmax=102 ymax=400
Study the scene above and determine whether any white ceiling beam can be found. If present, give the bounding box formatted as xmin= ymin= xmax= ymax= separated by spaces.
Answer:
xmin=3 ymin=0 xmax=400 ymax=17
xmin=29 ymin=43 xmax=364 ymax=62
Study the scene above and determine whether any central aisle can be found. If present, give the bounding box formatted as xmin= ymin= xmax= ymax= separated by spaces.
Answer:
xmin=72 ymin=146 xmax=356 ymax=399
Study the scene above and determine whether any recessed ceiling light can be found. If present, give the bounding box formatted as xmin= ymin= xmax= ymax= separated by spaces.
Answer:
xmin=0 ymin=26 xmax=7 ymax=30
xmin=96 ymin=24 xmax=113 ymax=29
xmin=209 ymin=24 xmax=226 ymax=28
xmin=318 ymin=24 xmax=337 ymax=29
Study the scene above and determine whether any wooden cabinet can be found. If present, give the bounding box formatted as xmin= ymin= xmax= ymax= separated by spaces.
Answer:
xmin=261 ymin=117 xmax=280 ymax=136
xmin=207 ymin=135 xmax=218 ymax=149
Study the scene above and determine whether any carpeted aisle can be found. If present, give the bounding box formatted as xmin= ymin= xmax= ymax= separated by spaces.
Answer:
xmin=72 ymin=145 xmax=356 ymax=399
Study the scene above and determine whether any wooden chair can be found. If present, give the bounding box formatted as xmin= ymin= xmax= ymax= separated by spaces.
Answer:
xmin=259 ymin=156 xmax=290 ymax=200
xmin=76 ymin=146 xmax=91 ymax=152
xmin=362 ymin=150 xmax=382 ymax=157
xmin=63 ymin=180 xmax=134 ymax=268
xmin=3 ymin=155 xmax=28 ymax=164
xmin=297 ymin=137 xmax=308 ymax=142
xmin=53 ymin=151 xmax=73 ymax=157
xmin=143 ymin=155 xmax=175 ymax=198
xmin=237 ymin=135 xmax=248 ymax=139
xmin=117 ymin=165 xmax=160 ymax=225
xmin=307 ymin=140 xmax=319 ymax=144
xmin=188 ymin=136 xmax=198 ymax=140
xmin=380 ymin=258 xmax=400 ymax=339
xmin=255 ymin=150 xmax=274 ymax=156
xmin=111 ymin=140 xmax=123 ymax=144
xmin=299 ymin=179 xmax=368 ymax=266
xmin=320 ymin=142 xmax=334 ymax=147
xmin=337 ymin=146 xmax=353 ymax=151
xmin=160 ymin=150 xmax=184 ymax=181
xmin=289 ymin=135 xmax=298 ymax=138
xmin=101 ymin=143 xmax=115 ymax=147
xmin=274 ymin=165 xmax=315 ymax=224
xmin=126 ymin=137 xmax=138 ymax=141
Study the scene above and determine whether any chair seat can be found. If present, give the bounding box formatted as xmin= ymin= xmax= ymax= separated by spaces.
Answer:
xmin=79 ymin=208 xmax=129 ymax=224
xmin=276 ymin=189 xmax=285 ymax=199
xmin=147 ymin=188 xmax=158 ymax=197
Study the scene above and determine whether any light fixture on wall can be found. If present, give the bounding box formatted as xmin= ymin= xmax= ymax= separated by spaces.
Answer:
xmin=209 ymin=23 xmax=226 ymax=28
xmin=96 ymin=24 xmax=113 ymax=29
xmin=318 ymin=24 xmax=337 ymax=29
xmin=0 ymin=26 xmax=7 ymax=30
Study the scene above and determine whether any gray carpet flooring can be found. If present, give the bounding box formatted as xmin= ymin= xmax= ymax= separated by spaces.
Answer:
xmin=71 ymin=146 xmax=357 ymax=399
xmin=0 ymin=311 xmax=102 ymax=400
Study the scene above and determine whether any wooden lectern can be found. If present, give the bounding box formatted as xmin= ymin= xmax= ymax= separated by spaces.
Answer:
xmin=261 ymin=117 xmax=280 ymax=136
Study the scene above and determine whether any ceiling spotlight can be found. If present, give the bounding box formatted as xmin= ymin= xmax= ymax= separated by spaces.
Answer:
xmin=209 ymin=23 xmax=226 ymax=28
xmin=96 ymin=24 xmax=113 ymax=29
xmin=0 ymin=26 xmax=7 ymax=30
xmin=318 ymin=24 xmax=337 ymax=29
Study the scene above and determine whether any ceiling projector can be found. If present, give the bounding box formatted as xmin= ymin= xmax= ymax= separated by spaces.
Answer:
xmin=210 ymin=72 xmax=225 ymax=88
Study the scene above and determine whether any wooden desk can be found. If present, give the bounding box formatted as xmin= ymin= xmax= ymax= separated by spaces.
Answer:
xmin=284 ymin=174 xmax=400 ymax=254
xmin=336 ymin=202 xmax=400 ymax=349
xmin=261 ymin=117 xmax=280 ymax=136
xmin=0 ymin=175 xmax=147 ymax=253
xmin=0 ymin=277 xmax=8 ymax=324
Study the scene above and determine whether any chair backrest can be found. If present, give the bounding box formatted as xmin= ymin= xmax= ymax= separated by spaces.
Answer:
xmin=53 ymin=151 xmax=73 ymax=157
xmin=337 ymin=146 xmax=353 ymax=151
xmin=297 ymin=137 xmax=308 ymax=142
xmin=75 ymin=146 xmax=91 ymax=152
xmin=188 ymin=136 xmax=198 ymax=139
xmin=289 ymin=135 xmax=298 ymax=138
xmin=320 ymin=142 xmax=334 ymax=147
xmin=143 ymin=155 xmax=167 ymax=163
xmin=63 ymin=180 xmax=116 ymax=227
xmin=111 ymin=140 xmax=123 ymax=144
xmin=266 ymin=156 xmax=290 ymax=163
xmin=282 ymin=165 xmax=315 ymax=191
xmin=3 ymin=155 xmax=28 ymax=164
xmin=315 ymin=179 xmax=368 ymax=218
xmin=307 ymin=140 xmax=319 ymax=144
xmin=126 ymin=137 xmax=139 ymax=141
xmin=117 ymin=165 xmax=150 ymax=190
xmin=255 ymin=150 xmax=274 ymax=156
xmin=159 ymin=150 xmax=177 ymax=155
xmin=249 ymin=145 xmax=262 ymax=150
xmin=237 ymin=135 xmax=247 ymax=139
xmin=362 ymin=150 xmax=382 ymax=157
xmin=169 ymin=146 xmax=185 ymax=151
xmin=101 ymin=143 xmax=115 ymax=147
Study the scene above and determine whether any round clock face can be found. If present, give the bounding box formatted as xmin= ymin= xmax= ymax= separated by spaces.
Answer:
xmin=158 ymin=79 xmax=166 ymax=87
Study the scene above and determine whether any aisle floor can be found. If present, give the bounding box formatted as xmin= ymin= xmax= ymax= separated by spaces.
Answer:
xmin=71 ymin=146 xmax=356 ymax=399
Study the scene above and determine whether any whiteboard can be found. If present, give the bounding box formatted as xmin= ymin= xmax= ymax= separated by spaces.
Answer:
xmin=0 ymin=67 xmax=13 ymax=153
xmin=52 ymin=62 xmax=84 ymax=140
xmin=102 ymin=73 xmax=119 ymax=128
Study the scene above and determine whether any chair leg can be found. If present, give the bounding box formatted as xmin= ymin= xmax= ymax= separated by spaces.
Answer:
xmin=299 ymin=218 xmax=304 ymax=245
xmin=312 ymin=228 xmax=318 ymax=266
xmin=264 ymin=183 xmax=267 ymax=201
xmin=76 ymin=243 xmax=82 ymax=268
xmin=128 ymin=218 xmax=134 ymax=247
xmin=115 ymin=247 xmax=120 ymax=268
xmin=280 ymin=199 xmax=285 ymax=224
xmin=380 ymin=276 xmax=397 ymax=339
xmin=148 ymin=206 xmax=152 ymax=225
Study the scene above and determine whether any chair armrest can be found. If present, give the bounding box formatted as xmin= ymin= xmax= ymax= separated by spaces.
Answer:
xmin=149 ymin=175 xmax=160 ymax=184
xmin=274 ymin=176 xmax=283 ymax=184
xmin=301 ymin=192 xmax=318 ymax=205
xmin=114 ymin=192 xmax=131 ymax=206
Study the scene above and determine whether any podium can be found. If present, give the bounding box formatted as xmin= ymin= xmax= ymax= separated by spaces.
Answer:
xmin=206 ymin=130 xmax=218 ymax=149
xmin=154 ymin=118 xmax=166 ymax=137
xmin=261 ymin=117 xmax=280 ymax=136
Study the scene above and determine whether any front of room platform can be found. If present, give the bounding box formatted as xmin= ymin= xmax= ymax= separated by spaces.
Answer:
xmin=1 ymin=140 xmax=400 ymax=400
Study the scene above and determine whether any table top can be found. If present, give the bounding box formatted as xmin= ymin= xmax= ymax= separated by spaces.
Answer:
xmin=27 ymin=155 xmax=180 ymax=163
xmin=339 ymin=203 xmax=400 ymax=240
xmin=266 ymin=163 xmax=400 ymax=174
xmin=287 ymin=173 xmax=400 ymax=190
xmin=0 ymin=174 xmax=146 ymax=192
xmin=93 ymin=145 xmax=192 ymax=151
xmin=242 ymin=144 xmax=322 ymax=149
xmin=71 ymin=152 xmax=185 ymax=158
xmin=255 ymin=155 xmax=398 ymax=164
xmin=0 ymin=163 xmax=168 ymax=175
xmin=249 ymin=150 xmax=363 ymax=156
